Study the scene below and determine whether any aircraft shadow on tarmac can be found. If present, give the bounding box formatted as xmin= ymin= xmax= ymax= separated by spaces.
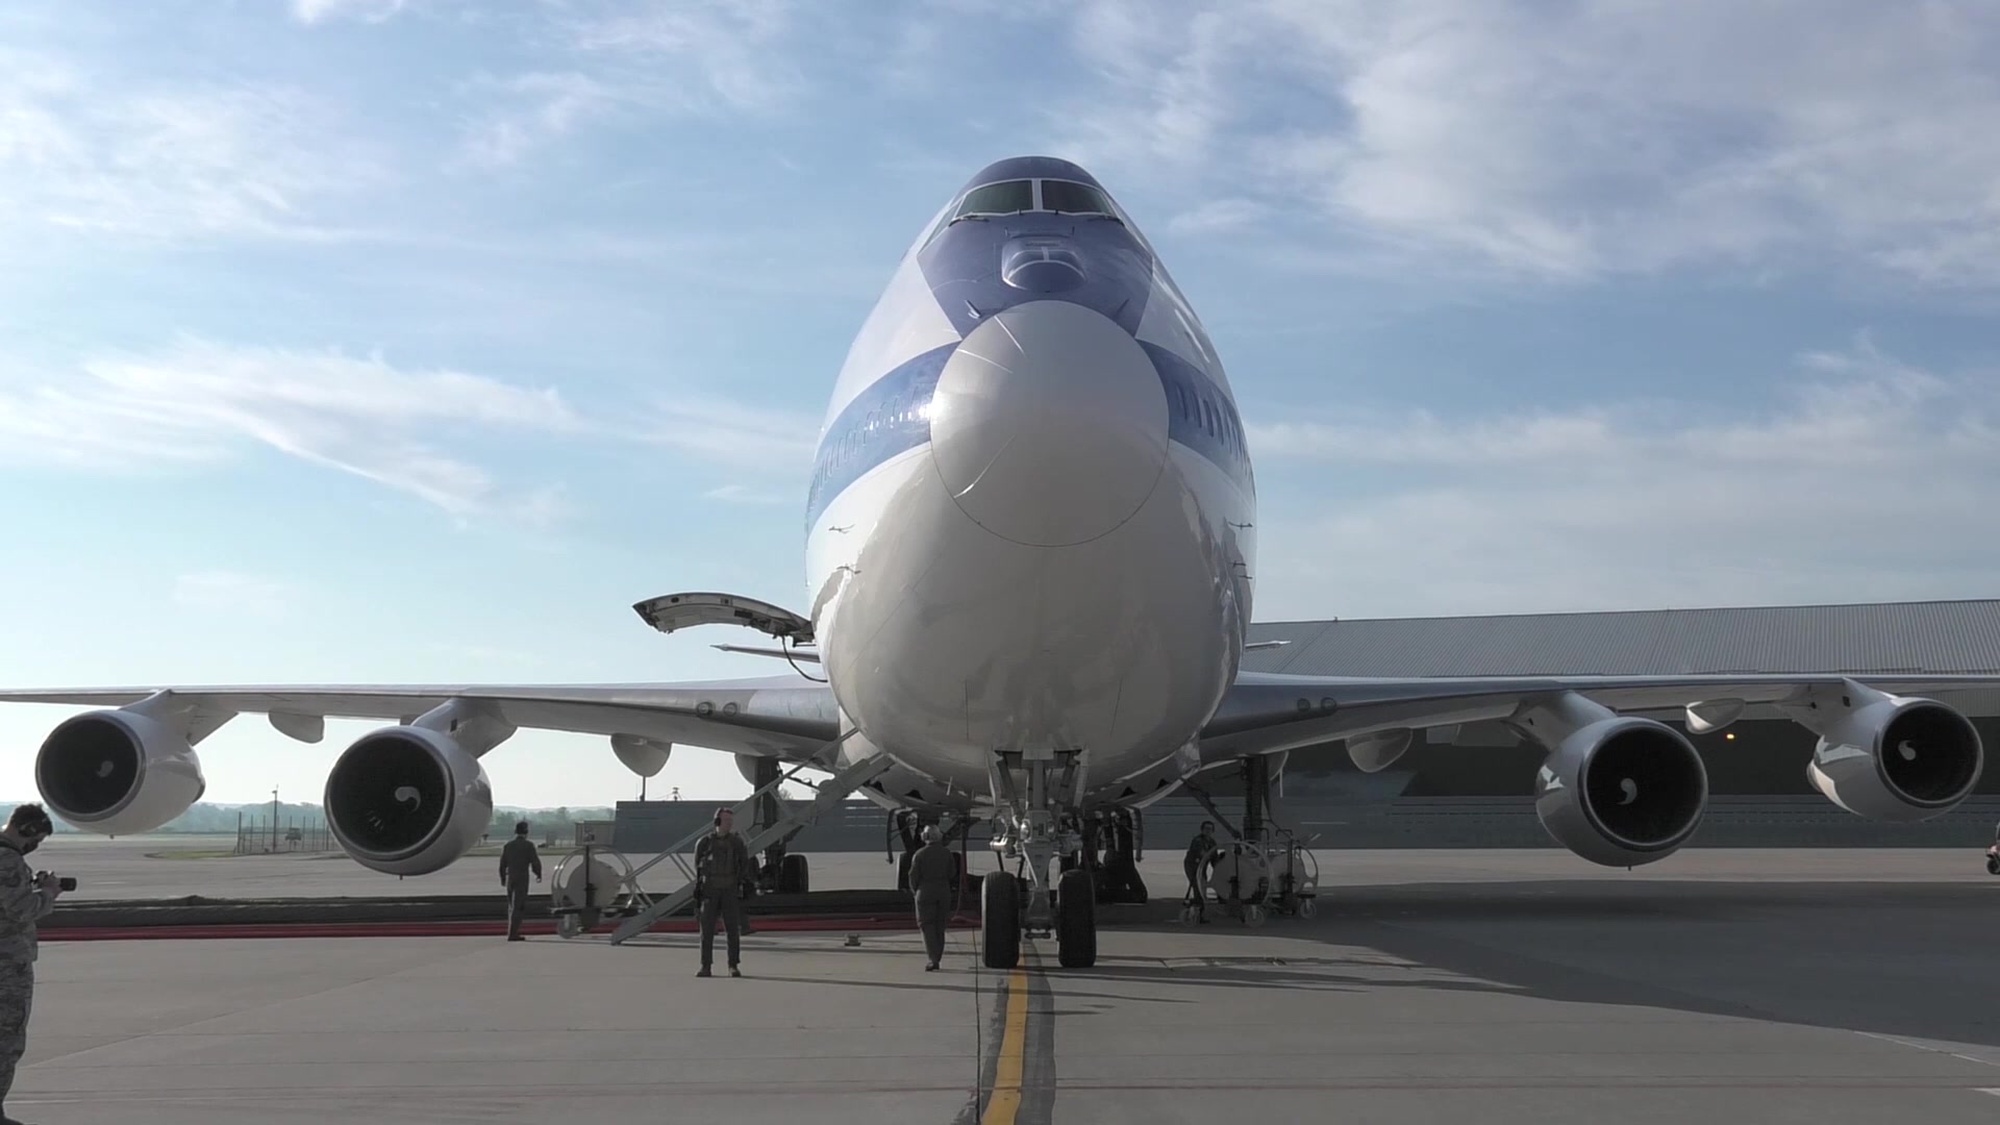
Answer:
xmin=1105 ymin=878 xmax=2000 ymax=1051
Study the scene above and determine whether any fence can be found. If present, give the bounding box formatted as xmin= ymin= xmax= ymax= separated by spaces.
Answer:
xmin=233 ymin=815 xmax=337 ymax=856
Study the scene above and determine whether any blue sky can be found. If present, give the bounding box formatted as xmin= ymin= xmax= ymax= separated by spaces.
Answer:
xmin=2 ymin=0 xmax=1997 ymax=807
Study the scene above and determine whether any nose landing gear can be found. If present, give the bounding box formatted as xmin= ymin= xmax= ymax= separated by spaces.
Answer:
xmin=983 ymin=748 xmax=1100 ymax=970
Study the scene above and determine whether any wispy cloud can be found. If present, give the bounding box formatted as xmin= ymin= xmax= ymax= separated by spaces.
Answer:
xmin=292 ymin=0 xmax=409 ymax=25
xmin=0 ymin=53 xmax=385 ymax=243
xmin=0 ymin=338 xmax=814 ymax=521
xmin=703 ymin=483 xmax=790 ymax=506
xmin=457 ymin=72 xmax=631 ymax=169
xmin=457 ymin=0 xmax=805 ymax=167
xmin=1043 ymin=0 xmax=2000 ymax=289
xmin=0 ymin=339 xmax=586 ymax=518
xmin=570 ymin=0 xmax=801 ymax=111
xmin=1251 ymin=337 xmax=2000 ymax=617
xmin=642 ymin=395 xmax=818 ymax=471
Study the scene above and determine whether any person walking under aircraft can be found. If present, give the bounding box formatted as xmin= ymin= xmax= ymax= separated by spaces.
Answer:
xmin=907 ymin=824 xmax=956 ymax=971
xmin=0 ymin=804 xmax=64 ymax=1125
xmin=1184 ymin=820 xmax=1218 ymax=924
xmin=695 ymin=807 xmax=753 ymax=978
xmin=499 ymin=820 xmax=543 ymax=942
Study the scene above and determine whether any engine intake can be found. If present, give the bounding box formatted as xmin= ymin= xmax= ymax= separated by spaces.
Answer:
xmin=1534 ymin=717 xmax=1709 ymax=867
xmin=1804 ymin=694 xmax=1982 ymax=823
xmin=35 ymin=710 xmax=206 ymax=835
xmin=325 ymin=726 xmax=492 ymax=876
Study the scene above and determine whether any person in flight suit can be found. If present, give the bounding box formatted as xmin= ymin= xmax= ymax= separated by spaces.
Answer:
xmin=499 ymin=820 xmax=542 ymax=942
xmin=1184 ymin=820 xmax=1218 ymax=923
xmin=907 ymin=824 xmax=957 ymax=971
xmin=695 ymin=807 xmax=753 ymax=977
xmin=0 ymin=804 xmax=63 ymax=1125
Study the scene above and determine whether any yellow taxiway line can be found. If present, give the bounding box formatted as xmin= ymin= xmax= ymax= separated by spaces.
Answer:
xmin=981 ymin=964 xmax=1032 ymax=1124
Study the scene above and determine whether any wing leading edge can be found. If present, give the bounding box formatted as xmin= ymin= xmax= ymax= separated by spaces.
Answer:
xmin=0 ymin=678 xmax=841 ymax=762
xmin=1200 ymin=670 xmax=2000 ymax=762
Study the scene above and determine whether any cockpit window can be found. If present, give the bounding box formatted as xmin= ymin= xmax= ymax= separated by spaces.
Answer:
xmin=1040 ymin=179 xmax=1113 ymax=215
xmin=955 ymin=180 xmax=1034 ymax=219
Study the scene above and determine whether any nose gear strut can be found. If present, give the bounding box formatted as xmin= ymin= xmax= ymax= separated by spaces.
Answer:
xmin=983 ymin=747 xmax=1098 ymax=969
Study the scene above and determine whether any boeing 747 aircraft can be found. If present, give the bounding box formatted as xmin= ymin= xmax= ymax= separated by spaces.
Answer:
xmin=4 ymin=156 xmax=1992 ymax=968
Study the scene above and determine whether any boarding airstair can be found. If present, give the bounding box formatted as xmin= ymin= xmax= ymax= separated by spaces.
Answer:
xmin=603 ymin=745 xmax=894 ymax=945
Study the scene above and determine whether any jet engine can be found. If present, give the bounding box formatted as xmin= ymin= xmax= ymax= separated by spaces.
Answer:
xmin=1532 ymin=716 xmax=1709 ymax=868
xmin=324 ymin=726 xmax=493 ymax=876
xmin=35 ymin=709 xmax=207 ymax=835
xmin=1800 ymin=691 xmax=1982 ymax=823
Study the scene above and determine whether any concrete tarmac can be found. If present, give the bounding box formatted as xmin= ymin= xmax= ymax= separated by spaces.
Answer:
xmin=15 ymin=849 xmax=2000 ymax=1123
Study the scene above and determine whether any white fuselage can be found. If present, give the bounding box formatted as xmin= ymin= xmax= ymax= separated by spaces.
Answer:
xmin=803 ymin=160 xmax=1256 ymax=810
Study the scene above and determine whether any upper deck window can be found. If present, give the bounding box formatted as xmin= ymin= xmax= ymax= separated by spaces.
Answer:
xmin=955 ymin=179 xmax=1035 ymax=220
xmin=1039 ymin=179 xmax=1114 ymax=216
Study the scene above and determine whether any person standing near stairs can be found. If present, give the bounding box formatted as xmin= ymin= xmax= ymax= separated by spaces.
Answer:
xmin=695 ymin=808 xmax=753 ymax=977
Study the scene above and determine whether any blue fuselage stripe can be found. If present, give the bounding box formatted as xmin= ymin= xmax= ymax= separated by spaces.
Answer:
xmin=804 ymin=338 xmax=1253 ymax=530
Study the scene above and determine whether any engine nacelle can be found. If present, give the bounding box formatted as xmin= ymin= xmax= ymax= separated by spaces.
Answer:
xmin=325 ymin=726 xmax=493 ymax=876
xmin=1534 ymin=717 xmax=1709 ymax=867
xmin=35 ymin=709 xmax=207 ymax=835
xmin=1803 ymin=695 xmax=1982 ymax=823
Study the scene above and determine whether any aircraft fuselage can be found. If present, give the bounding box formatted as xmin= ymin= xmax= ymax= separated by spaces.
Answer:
xmin=804 ymin=157 xmax=1256 ymax=810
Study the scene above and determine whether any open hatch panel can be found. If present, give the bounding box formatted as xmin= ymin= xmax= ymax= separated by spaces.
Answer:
xmin=631 ymin=592 xmax=816 ymax=645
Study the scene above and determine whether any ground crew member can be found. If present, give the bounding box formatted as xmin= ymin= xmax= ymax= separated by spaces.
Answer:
xmin=695 ymin=807 xmax=752 ymax=977
xmin=499 ymin=820 xmax=542 ymax=942
xmin=1184 ymin=820 xmax=1217 ymax=923
xmin=907 ymin=824 xmax=956 ymax=971
xmin=0 ymin=804 xmax=63 ymax=1123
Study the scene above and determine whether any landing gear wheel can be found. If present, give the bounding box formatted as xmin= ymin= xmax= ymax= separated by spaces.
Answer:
xmin=1297 ymin=897 xmax=1317 ymax=919
xmin=982 ymin=872 xmax=1021 ymax=969
xmin=779 ymin=853 xmax=810 ymax=894
xmin=557 ymin=913 xmax=582 ymax=939
xmin=1244 ymin=904 xmax=1267 ymax=928
xmin=1056 ymin=868 xmax=1097 ymax=968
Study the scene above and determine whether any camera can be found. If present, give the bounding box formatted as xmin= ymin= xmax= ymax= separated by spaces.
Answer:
xmin=57 ymin=877 xmax=76 ymax=892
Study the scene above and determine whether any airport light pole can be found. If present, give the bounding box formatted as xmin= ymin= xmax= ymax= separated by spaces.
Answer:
xmin=271 ymin=788 xmax=279 ymax=854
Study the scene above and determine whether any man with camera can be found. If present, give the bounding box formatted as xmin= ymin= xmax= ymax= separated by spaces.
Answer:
xmin=0 ymin=804 xmax=65 ymax=1124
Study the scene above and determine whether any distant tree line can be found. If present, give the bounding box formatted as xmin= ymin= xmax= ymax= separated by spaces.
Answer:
xmin=16 ymin=801 xmax=617 ymax=835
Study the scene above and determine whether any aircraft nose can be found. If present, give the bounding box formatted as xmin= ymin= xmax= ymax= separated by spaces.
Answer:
xmin=929 ymin=300 xmax=1169 ymax=547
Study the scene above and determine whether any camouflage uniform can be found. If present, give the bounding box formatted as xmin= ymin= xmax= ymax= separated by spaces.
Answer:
xmin=499 ymin=836 xmax=542 ymax=941
xmin=694 ymin=830 xmax=752 ymax=972
xmin=1184 ymin=831 xmax=1217 ymax=919
xmin=0 ymin=840 xmax=54 ymax=1113
xmin=906 ymin=841 xmax=957 ymax=968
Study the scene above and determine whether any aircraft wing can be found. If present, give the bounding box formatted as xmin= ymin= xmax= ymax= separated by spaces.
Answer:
xmin=0 ymin=677 xmax=841 ymax=760
xmin=1200 ymin=670 xmax=2000 ymax=762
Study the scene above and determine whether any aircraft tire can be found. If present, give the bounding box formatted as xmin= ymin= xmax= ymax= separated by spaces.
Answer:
xmin=982 ymin=872 xmax=1021 ymax=969
xmin=780 ymin=853 xmax=809 ymax=894
xmin=1056 ymin=868 xmax=1097 ymax=969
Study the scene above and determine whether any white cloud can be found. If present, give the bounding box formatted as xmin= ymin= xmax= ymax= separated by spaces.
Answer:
xmin=457 ymin=72 xmax=630 ymax=169
xmin=642 ymin=395 xmax=818 ymax=471
xmin=458 ymin=1 xmax=805 ymax=166
xmin=0 ymin=339 xmax=586 ymax=518
xmin=0 ymin=54 xmax=385 ymax=244
xmin=292 ymin=0 xmax=409 ymax=24
xmin=0 ymin=338 xmax=815 ymax=520
xmin=1250 ymin=339 xmax=2000 ymax=618
xmin=703 ymin=484 xmax=790 ymax=506
xmin=570 ymin=0 xmax=801 ymax=111
xmin=1047 ymin=0 xmax=2000 ymax=288
xmin=172 ymin=571 xmax=300 ymax=619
